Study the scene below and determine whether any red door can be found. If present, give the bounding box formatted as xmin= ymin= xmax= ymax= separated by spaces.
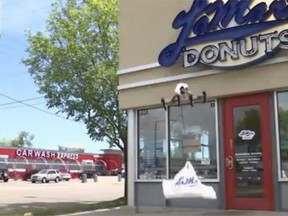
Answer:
xmin=223 ymin=93 xmax=274 ymax=211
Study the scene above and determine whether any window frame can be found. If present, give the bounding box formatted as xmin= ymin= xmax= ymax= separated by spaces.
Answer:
xmin=135 ymin=100 xmax=220 ymax=182
xmin=274 ymin=91 xmax=288 ymax=182
xmin=136 ymin=106 xmax=167 ymax=182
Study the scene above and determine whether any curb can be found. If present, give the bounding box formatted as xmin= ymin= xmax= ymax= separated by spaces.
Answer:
xmin=55 ymin=207 xmax=121 ymax=216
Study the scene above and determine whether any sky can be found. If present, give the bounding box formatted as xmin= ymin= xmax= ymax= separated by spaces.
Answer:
xmin=0 ymin=0 xmax=115 ymax=153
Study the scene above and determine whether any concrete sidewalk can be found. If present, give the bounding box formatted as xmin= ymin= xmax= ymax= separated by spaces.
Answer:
xmin=61 ymin=206 xmax=288 ymax=216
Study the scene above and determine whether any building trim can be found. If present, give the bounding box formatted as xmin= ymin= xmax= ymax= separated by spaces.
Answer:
xmin=135 ymin=109 xmax=139 ymax=181
xmin=127 ymin=109 xmax=136 ymax=207
xmin=215 ymin=99 xmax=220 ymax=182
xmin=118 ymin=68 xmax=221 ymax=91
xmin=278 ymin=179 xmax=288 ymax=182
xmin=8 ymin=168 xmax=26 ymax=172
xmin=117 ymin=62 xmax=160 ymax=75
xmin=117 ymin=56 xmax=288 ymax=91
xmin=274 ymin=91 xmax=288 ymax=182
xmin=274 ymin=91 xmax=281 ymax=181
xmin=134 ymin=179 xmax=220 ymax=183
xmin=165 ymin=108 xmax=169 ymax=179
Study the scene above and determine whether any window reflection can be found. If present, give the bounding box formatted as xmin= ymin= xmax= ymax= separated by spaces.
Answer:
xmin=277 ymin=92 xmax=288 ymax=179
xmin=169 ymin=102 xmax=217 ymax=180
xmin=137 ymin=108 xmax=166 ymax=179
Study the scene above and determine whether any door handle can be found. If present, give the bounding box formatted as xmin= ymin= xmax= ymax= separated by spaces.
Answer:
xmin=225 ymin=156 xmax=234 ymax=170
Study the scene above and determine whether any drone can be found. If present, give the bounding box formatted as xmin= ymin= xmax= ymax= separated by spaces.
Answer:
xmin=161 ymin=83 xmax=206 ymax=110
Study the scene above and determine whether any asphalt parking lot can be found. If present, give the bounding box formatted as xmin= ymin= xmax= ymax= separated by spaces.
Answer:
xmin=72 ymin=208 xmax=288 ymax=216
xmin=0 ymin=176 xmax=124 ymax=206
xmin=1 ymin=177 xmax=287 ymax=216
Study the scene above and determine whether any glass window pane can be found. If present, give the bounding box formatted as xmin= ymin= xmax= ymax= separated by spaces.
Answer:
xmin=7 ymin=158 xmax=15 ymax=169
xmin=49 ymin=160 xmax=66 ymax=170
xmin=137 ymin=108 xmax=166 ymax=179
xmin=82 ymin=161 xmax=94 ymax=171
xmin=15 ymin=158 xmax=28 ymax=169
xmin=0 ymin=158 xmax=7 ymax=169
xmin=35 ymin=159 xmax=48 ymax=170
xmin=67 ymin=161 xmax=80 ymax=171
xmin=277 ymin=92 xmax=288 ymax=179
xmin=95 ymin=162 xmax=106 ymax=172
xmin=169 ymin=102 xmax=217 ymax=180
xmin=234 ymin=105 xmax=263 ymax=198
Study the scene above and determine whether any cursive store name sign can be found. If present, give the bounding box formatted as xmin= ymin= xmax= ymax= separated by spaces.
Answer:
xmin=158 ymin=0 xmax=288 ymax=69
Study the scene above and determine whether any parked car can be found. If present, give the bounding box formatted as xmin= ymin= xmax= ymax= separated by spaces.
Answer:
xmin=23 ymin=169 xmax=40 ymax=181
xmin=58 ymin=169 xmax=72 ymax=181
xmin=31 ymin=169 xmax=61 ymax=183
xmin=121 ymin=169 xmax=126 ymax=178
xmin=109 ymin=168 xmax=123 ymax=176
xmin=110 ymin=168 xmax=125 ymax=176
xmin=0 ymin=168 xmax=9 ymax=182
xmin=78 ymin=170 xmax=96 ymax=179
xmin=78 ymin=169 xmax=107 ymax=179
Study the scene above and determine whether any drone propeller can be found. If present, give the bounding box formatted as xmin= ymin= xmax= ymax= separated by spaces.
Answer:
xmin=189 ymin=94 xmax=193 ymax=107
xmin=202 ymin=91 xmax=206 ymax=103
xmin=161 ymin=98 xmax=167 ymax=111
xmin=176 ymin=95 xmax=181 ymax=107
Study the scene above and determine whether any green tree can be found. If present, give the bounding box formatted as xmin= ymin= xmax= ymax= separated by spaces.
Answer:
xmin=10 ymin=131 xmax=35 ymax=148
xmin=0 ymin=131 xmax=34 ymax=148
xmin=22 ymin=0 xmax=127 ymax=196
xmin=0 ymin=139 xmax=12 ymax=147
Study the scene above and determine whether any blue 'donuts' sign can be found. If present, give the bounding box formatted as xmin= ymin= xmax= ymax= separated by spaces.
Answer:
xmin=158 ymin=0 xmax=288 ymax=69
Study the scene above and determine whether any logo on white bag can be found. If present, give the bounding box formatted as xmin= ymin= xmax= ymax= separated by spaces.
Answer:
xmin=175 ymin=176 xmax=199 ymax=187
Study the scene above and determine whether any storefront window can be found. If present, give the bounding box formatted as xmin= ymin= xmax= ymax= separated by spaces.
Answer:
xmin=169 ymin=102 xmax=218 ymax=180
xmin=137 ymin=108 xmax=166 ymax=179
xmin=277 ymin=92 xmax=288 ymax=179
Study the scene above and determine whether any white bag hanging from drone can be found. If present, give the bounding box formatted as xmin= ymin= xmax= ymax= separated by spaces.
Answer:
xmin=162 ymin=161 xmax=217 ymax=200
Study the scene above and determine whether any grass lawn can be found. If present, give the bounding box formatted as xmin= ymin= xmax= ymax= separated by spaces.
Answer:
xmin=0 ymin=197 xmax=126 ymax=216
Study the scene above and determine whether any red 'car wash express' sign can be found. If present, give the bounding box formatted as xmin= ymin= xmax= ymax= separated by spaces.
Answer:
xmin=15 ymin=149 xmax=79 ymax=160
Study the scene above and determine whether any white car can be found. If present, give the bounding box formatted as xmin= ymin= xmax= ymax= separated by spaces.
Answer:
xmin=31 ymin=169 xmax=61 ymax=183
xmin=59 ymin=170 xmax=72 ymax=181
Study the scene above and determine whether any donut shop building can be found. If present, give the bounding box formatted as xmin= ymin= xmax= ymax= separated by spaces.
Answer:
xmin=118 ymin=0 xmax=288 ymax=212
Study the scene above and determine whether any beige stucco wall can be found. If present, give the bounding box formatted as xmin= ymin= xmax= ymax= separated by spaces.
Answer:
xmin=118 ymin=0 xmax=288 ymax=109
xmin=119 ymin=0 xmax=193 ymax=69
xmin=119 ymin=62 xmax=288 ymax=109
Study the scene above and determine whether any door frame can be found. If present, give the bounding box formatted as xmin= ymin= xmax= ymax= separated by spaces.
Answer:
xmin=222 ymin=92 xmax=274 ymax=211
